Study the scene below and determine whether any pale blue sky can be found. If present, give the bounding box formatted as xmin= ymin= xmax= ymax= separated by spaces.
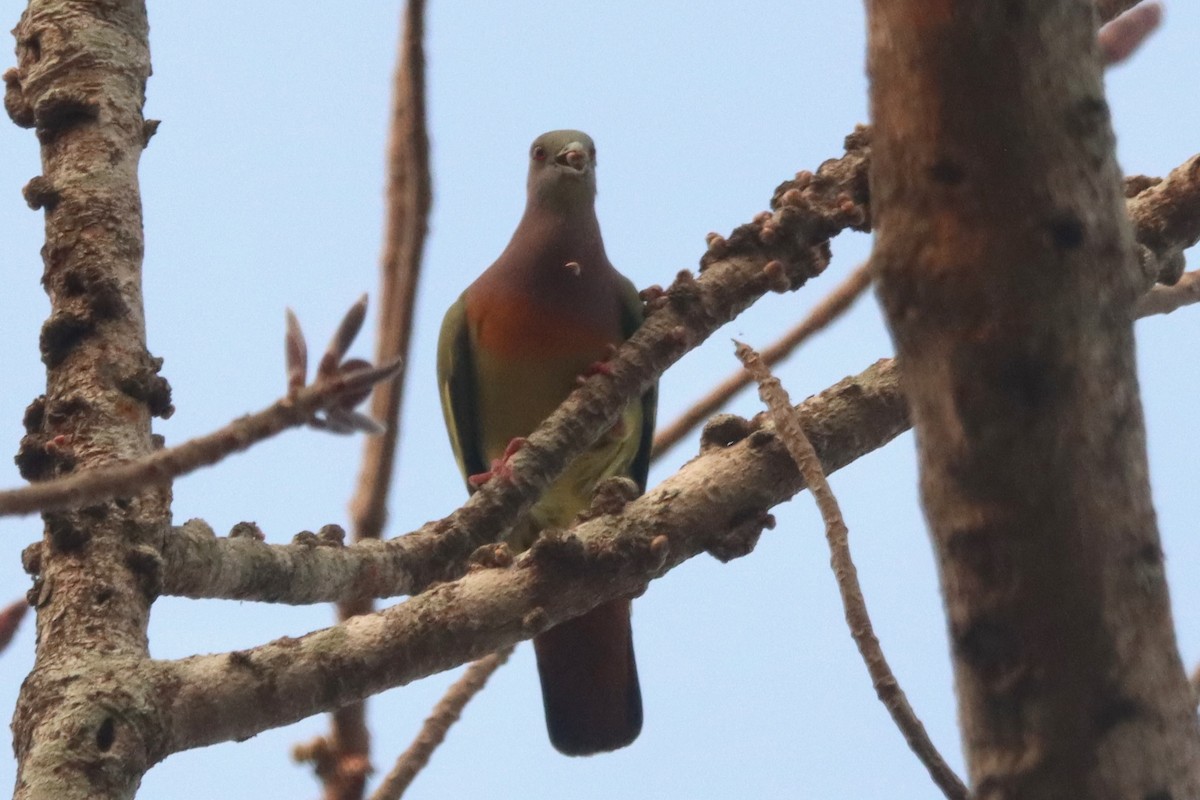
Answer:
xmin=1 ymin=3 xmax=1198 ymax=798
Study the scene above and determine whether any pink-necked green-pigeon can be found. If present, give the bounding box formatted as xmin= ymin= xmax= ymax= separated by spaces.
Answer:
xmin=437 ymin=129 xmax=655 ymax=756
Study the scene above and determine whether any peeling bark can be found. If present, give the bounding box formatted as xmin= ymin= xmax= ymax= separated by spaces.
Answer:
xmin=866 ymin=1 xmax=1200 ymax=797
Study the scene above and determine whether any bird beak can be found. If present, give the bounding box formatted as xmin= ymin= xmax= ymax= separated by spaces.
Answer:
xmin=555 ymin=142 xmax=588 ymax=172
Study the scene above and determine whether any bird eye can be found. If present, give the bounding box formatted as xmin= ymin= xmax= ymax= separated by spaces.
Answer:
xmin=532 ymin=145 xmax=547 ymax=161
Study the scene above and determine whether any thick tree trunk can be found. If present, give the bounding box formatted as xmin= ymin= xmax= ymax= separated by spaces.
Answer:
xmin=7 ymin=1 xmax=167 ymax=798
xmin=866 ymin=1 xmax=1200 ymax=798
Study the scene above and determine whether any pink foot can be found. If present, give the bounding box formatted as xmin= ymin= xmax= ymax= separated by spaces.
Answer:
xmin=576 ymin=344 xmax=619 ymax=384
xmin=468 ymin=437 xmax=527 ymax=488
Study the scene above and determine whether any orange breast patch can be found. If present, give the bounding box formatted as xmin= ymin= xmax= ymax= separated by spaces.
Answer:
xmin=469 ymin=290 xmax=616 ymax=360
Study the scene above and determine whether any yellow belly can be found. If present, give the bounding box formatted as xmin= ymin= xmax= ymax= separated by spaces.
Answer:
xmin=473 ymin=347 xmax=643 ymax=550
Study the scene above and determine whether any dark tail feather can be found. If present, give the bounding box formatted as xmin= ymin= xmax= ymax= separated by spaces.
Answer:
xmin=532 ymin=598 xmax=642 ymax=756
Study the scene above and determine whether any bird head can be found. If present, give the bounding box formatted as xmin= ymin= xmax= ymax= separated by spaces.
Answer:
xmin=526 ymin=129 xmax=598 ymax=209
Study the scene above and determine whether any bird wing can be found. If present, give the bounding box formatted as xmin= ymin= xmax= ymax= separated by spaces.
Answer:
xmin=437 ymin=293 xmax=488 ymax=485
xmin=618 ymin=275 xmax=656 ymax=493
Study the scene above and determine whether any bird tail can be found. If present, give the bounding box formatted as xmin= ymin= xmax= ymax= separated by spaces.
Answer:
xmin=532 ymin=598 xmax=642 ymax=756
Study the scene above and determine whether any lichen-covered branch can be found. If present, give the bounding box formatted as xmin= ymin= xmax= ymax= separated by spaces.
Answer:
xmin=151 ymin=358 xmax=908 ymax=753
xmin=156 ymin=357 xmax=903 ymax=605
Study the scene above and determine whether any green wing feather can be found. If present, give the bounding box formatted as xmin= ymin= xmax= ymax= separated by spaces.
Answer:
xmin=618 ymin=276 xmax=657 ymax=494
xmin=437 ymin=294 xmax=487 ymax=485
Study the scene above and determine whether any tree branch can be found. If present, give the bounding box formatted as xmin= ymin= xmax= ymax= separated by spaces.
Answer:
xmin=866 ymin=0 xmax=1200 ymax=795
xmin=348 ymin=0 xmax=432 ymax=546
xmin=0 ymin=310 xmax=399 ymax=519
xmin=151 ymin=358 xmax=908 ymax=754
xmin=0 ymin=599 xmax=29 ymax=655
xmin=1127 ymin=154 xmax=1200 ymax=287
xmin=151 ymin=140 xmax=1198 ymax=606
xmin=313 ymin=2 xmax=433 ymax=796
xmin=653 ymin=261 xmax=872 ymax=458
xmin=369 ymin=647 xmax=514 ymax=800
xmin=7 ymin=2 xmax=165 ymax=798
xmin=736 ymin=343 xmax=967 ymax=800
xmin=152 ymin=131 xmax=872 ymax=602
xmin=1137 ymin=270 xmax=1200 ymax=316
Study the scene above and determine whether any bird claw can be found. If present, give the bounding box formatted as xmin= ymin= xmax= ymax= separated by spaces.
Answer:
xmin=576 ymin=344 xmax=619 ymax=383
xmin=468 ymin=437 xmax=527 ymax=487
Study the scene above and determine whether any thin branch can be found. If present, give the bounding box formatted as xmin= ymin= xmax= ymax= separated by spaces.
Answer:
xmin=369 ymin=647 xmax=514 ymax=800
xmin=1098 ymin=2 xmax=1162 ymax=65
xmin=0 ymin=302 xmax=398 ymax=520
xmin=1095 ymin=0 xmax=1146 ymax=25
xmin=153 ymin=359 xmax=911 ymax=755
xmin=3 ymin=383 xmax=326 ymax=516
xmin=1137 ymin=270 xmax=1200 ymax=316
xmin=349 ymin=0 xmax=432 ymax=545
xmin=653 ymin=261 xmax=871 ymax=458
xmin=310 ymin=3 xmax=433 ymax=798
xmin=735 ymin=342 xmax=967 ymax=800
xmin=0 ymin=599 xmax=29 ymax=655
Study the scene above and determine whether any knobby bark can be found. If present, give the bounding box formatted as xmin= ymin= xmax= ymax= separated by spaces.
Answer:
xmin=866 ymin=1 xmax=1200 ymax=798
xmin=5 ymin=0 xmax=1198 ymax=796
xmin=7 ymin=2 xmax=169 ymax=799
xmin=151 ymin=360 xmax=910 ymax=752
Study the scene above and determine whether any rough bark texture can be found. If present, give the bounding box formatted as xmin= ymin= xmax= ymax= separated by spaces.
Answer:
xmin=152 ymin=361 xmax=910 ymax=752
xmin=866 ymin=2 xmax=1200 ymax=798
xmin=7 ymin=1 xmax=169 ymax=799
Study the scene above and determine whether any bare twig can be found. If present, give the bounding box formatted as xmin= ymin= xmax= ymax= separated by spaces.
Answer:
xmin=0 ymin=301 xmax=399 ymax=518
xmin=370 ymin=648 xmax=514 ymax=800
xmin=0 ymin=599 xmax=29 ymax=655
xmin=1098 ymin=2 xmax=1162 ymax=65
xmin=348 ymin=0 xmax=432 ymax=545
xmin=1138 ymin=270 xmax=1200 ymax=316
xmin=734 ymin=342 xmax=967 ymax=800
xmin=1095 ymin=0 xmax=1145 ymax=25
xmin=310 ymin=2 xmax=433 ymax=796
xmin=652 ymin=261 xmax=872 ymax=458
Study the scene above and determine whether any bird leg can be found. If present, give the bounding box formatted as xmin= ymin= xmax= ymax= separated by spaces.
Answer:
xmin=468 ymin=437 xmax=528 ymax=487
xmin=577 ymin=343 xmax=619 ymax=383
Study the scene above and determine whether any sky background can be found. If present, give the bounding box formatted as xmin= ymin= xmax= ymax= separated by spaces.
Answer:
xmin=1 ymin=3 xmax=1198 ymax=799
